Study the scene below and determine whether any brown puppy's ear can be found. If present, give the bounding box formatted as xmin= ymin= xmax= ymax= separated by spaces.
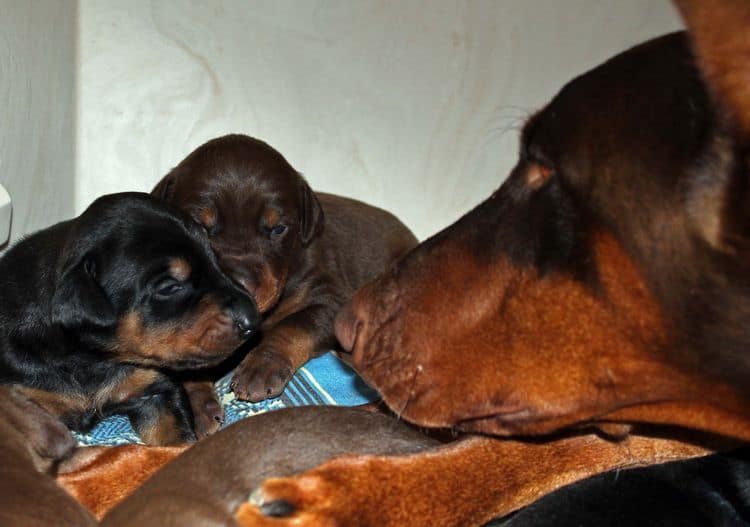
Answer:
xmin=675 ymin=0 xmax=750 ymax=139
xmin=298 ymin=176 xmax=324 ymax=247
xmin=152 ymin=172 xmax=177 ymax=202
xmin=51 ymin=253 xmax=117 ymax=333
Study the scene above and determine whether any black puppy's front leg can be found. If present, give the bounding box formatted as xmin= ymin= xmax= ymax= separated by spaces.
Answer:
xmin=127 ymin=380 xmax=196 ymax=445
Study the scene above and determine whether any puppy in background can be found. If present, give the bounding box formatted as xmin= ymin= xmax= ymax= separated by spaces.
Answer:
xmin=154 ymin=135 xmax=417 ymax=402
xmin=0 ymin=192 xmax=259 ymax=444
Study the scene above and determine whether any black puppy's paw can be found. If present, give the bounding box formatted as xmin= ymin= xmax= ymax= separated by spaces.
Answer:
xmin=183 ymin=381 xmax=224 ymax=439
xmin=231 ymin=351 xmax=293 ymax=402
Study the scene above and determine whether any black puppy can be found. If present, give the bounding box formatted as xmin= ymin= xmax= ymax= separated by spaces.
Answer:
xmin=0 ymin=193 xmax=258 ymax=445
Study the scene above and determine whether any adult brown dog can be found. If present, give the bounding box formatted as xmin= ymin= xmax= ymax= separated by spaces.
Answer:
xmin=153 ymin=135 xmax=417 ymax=403
xmin=235 ymin=1 xmax=750 ymax=525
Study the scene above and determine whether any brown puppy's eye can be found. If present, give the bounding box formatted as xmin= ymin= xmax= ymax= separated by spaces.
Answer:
xmin=195 ymin=208 xmax=219 ymax=236
xmin=270 ymin=224 xmax=288 ymax=240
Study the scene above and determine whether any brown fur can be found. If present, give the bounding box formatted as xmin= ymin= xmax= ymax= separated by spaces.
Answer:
xmin=30 ymin=3 xmax=750 ymax=525
xmin=153 ymin=135 xmax=418 ymax=402
xmin=0 ymin=386 xmax=96 ymax=526
xmin=244 ymin=433 xmax=713 ymax=527
xmin=242 ymin=2 xmax=750 ymax=525
xmin=58 ymin=445 xmax=187 ymax=519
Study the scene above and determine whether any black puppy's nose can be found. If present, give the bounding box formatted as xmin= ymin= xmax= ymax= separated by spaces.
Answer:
xmin=229 ymin=294 xmax=260 ymax=339
xmin=235 ymin=312 xmax=255 ymax=337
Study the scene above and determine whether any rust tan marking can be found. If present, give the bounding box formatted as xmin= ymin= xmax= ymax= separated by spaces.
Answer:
xmin=15 ymin=386 xmax=88 ymax=417
xmin=254 ymin=262 xmax=286 ymax=313
xmin=16 ymin=371 xmax=164 ymax=424
xmin=261 ymin=282 xmax=311 ymax=328
xmin=57 ymin=444 xmax=187 ymax=519
xmin=138 ymin=407 xmax=184 ymax=446
xmin=96 ymin=368 xmax=162 ymax=409
xmin=196 ymin=207 xmax=218 ymax=230
xmin=526 ymin=162 xmax=553 ymax=190
xmin=262 ymin=208 xmax=280 ymax=229
xmin=115 ymin=297 xmax=239 ymax=367
xmin=168 ymin=258 xmax=191 ymax=282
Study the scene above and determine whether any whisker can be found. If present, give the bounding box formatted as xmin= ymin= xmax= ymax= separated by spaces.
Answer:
xmin=392 ymin=364 xmax=422 ymax=427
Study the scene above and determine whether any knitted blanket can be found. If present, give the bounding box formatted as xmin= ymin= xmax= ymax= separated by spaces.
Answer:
xmin=74 ymin=353 xmax=378 ymax=446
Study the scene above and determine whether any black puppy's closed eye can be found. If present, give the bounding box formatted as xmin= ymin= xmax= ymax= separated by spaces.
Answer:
xmin=154 ymin=278 xmax=185 ymax=298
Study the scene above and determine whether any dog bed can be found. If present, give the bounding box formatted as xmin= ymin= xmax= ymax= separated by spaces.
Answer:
xmin=75 ymin=352 xmax=378 ymax=446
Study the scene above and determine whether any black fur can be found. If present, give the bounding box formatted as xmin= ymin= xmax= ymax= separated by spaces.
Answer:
xmin=491 ymin=448 xmax=750 ymax=526
xmin=0 ymin=192 xmax=259 ymax=444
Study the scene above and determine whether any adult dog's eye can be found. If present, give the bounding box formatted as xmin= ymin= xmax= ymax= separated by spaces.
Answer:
xmin=155 ymin=279 xmax=184 ymax=298
xmin=526 ymin=162 xmax=555 ymax=190
xmin=270 ymin=224 xmax=288 ymax=239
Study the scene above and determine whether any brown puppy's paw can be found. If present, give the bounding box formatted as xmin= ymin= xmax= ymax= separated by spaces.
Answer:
xmin=230 ymin=351 xmax=293 ymax=402
xmin=183 ymin=381 xmax=224 ymax=439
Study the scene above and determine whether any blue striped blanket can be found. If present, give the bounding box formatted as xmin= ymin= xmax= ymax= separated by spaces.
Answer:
xmin=74 ymin=352 xmax=379 ymax=446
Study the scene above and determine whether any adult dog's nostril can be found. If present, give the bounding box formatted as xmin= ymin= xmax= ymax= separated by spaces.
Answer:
xmin=335 ymin=304 xmax=362 ymax=353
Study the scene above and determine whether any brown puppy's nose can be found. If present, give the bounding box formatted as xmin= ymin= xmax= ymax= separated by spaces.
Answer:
xmin=334 ymin=303 xmax=361 ymax=353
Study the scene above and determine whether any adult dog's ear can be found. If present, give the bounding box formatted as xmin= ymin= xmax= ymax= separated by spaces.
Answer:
xmin=152 ymin=171 xmax=177 ymax=202
xmin=676 ymin=0 xmax=750 ymax=252
xmin=51 ymin=253 xmax=116 ymax=333
xmin=298 ymin=176 xmax=324 ymax=247
xmin=676 ymin=0 xmax=750 ymax=139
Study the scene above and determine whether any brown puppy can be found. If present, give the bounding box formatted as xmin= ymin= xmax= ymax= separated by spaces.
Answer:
xmin=153 ymin=134 xmax=417 ymax=402
xmin=236 ymin=1 xmax=750 ymax=525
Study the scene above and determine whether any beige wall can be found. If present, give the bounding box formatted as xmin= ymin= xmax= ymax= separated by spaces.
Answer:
xmin=0 ymin=0 xmax=76 ymax=244
xmin=76 ymin=1 xmax=682 ymax=240
xmin=0 ymin=2 xmax=681 ymax=242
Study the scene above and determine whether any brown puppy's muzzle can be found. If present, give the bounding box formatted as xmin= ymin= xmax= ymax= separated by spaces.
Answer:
xmin=221 ymin=257 xmax=284 ymax=314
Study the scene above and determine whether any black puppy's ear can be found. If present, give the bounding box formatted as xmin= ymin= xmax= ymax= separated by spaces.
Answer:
xmin=152 ymin=172 xmax=177 ymax=202
xmin=51 ymin=254 xmax=117 ymax=332
xmin=298 ymin=177 xmax=324 ymax=247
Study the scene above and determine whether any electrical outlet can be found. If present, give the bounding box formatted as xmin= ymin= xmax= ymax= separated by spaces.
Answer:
xmin=0 ymin=184 xmax=11 ymax=246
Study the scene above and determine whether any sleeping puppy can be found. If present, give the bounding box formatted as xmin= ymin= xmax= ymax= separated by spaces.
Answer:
xmin=153 ymin=135 xmax=417 ymax=401
xmin=0 ymin=192 xmax=259 ymax=444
